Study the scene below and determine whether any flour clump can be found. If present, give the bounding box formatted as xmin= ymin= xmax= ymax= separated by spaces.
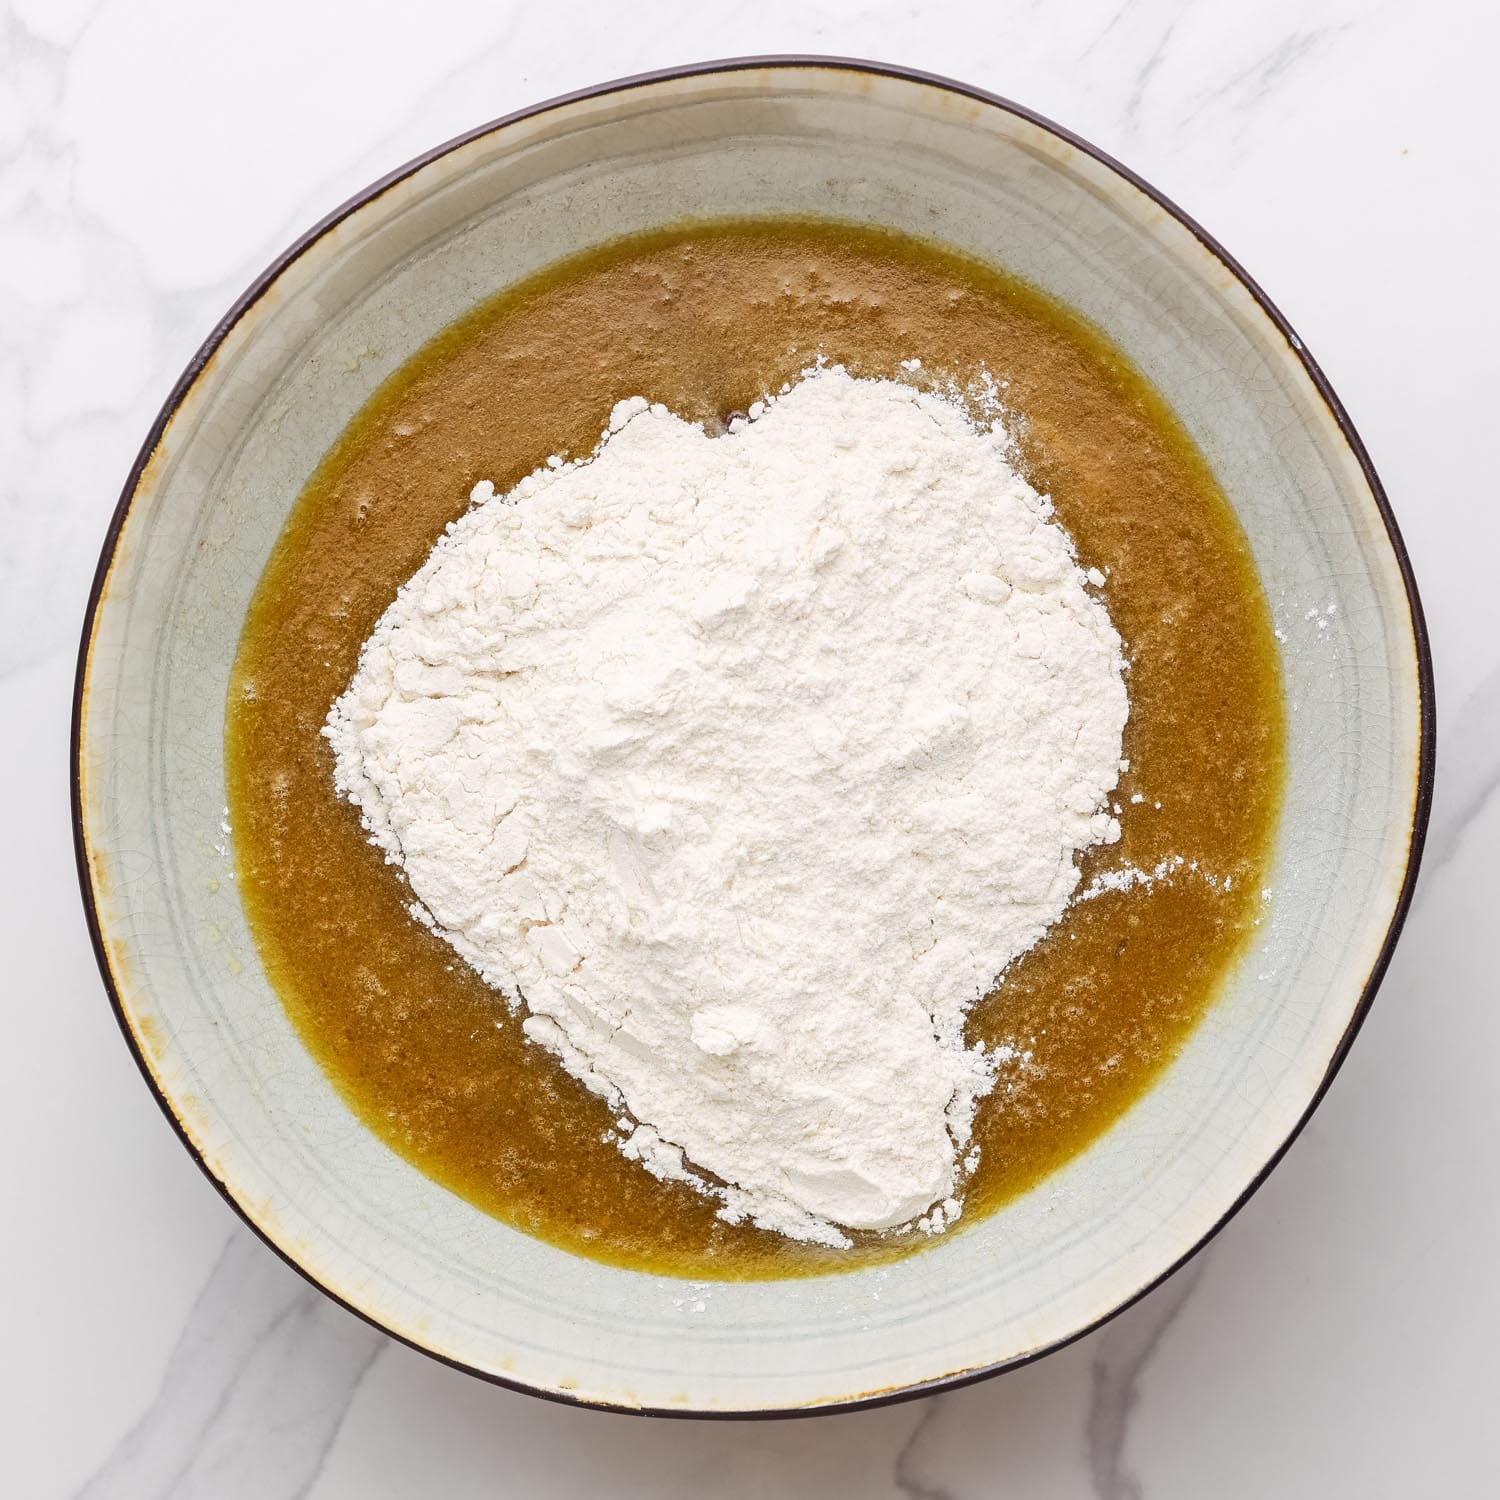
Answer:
xmin=325 ymin=366 xmax=1127 ymax=1246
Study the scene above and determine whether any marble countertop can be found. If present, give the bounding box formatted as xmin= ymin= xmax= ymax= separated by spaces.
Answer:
xmin=5 ymin=1 xmax=1494 ymax=1495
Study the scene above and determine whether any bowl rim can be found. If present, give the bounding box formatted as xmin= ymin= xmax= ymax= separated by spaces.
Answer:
xmin=71 ymin=53 xmax=1436 ymax=1419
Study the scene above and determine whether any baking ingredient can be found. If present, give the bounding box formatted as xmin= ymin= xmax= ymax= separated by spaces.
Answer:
xmin=231 ymin=219 xmax=1286 ymax=1279
xmin=325 ymin=366 xmax=1128 ymax=1245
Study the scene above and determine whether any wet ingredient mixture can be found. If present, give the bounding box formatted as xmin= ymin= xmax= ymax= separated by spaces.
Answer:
xmin=227 ymin=219 xmax=1285 ymax=1278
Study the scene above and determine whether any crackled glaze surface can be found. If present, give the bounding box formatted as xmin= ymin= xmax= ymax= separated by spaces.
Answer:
xmin=74 ymin=57 xmax=1424 ymax=1413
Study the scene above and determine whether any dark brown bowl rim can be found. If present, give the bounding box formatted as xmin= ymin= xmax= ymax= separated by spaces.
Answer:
xmin=71 ymin=54 xmax=1436 ymax=1420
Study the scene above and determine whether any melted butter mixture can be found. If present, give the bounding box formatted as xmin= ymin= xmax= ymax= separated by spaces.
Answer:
xmin=226 ymin=221 xmax=1285 ymax=1278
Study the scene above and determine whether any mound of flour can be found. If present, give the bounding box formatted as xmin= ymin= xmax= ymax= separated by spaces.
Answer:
xmin=326 ymin=367 xmax=1127 ymax=1246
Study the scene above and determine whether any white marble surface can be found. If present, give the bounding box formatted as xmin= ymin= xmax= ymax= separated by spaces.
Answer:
xmin=3 ymin=1 xmax=1494 ymax=1494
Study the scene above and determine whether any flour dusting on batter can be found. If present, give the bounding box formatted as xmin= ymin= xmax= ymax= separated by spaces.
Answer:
xmin=325 ymin=366 xmax=1128 ymax=1245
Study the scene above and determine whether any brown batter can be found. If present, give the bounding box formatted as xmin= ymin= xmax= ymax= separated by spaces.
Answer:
xmin=226 ymin=220 xmax=1284 ymax=1278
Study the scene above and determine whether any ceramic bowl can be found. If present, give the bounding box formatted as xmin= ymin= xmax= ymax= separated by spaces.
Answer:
xmin=73 ymin=58 xmax=1432 ymax=1415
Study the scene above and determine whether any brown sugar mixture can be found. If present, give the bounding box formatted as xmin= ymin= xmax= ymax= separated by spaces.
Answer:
xmin=226 ymin=220 xmax=1285 ymax=1278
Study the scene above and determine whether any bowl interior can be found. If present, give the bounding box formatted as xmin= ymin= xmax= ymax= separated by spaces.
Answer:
xmin=76 ymin=62 xmax=1426 ymax=1413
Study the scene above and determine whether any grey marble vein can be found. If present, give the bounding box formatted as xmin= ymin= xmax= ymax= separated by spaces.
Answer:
xmin=1416 ymin=663 xmax=1500 ymax=886
xmin=74 ymin=1230 xmax=384 ymax=1500
xmin=0 ymin=5 xmax=183 ymax=682
xmin=891 ymin=1396 xmax=957 ymax=1500
xmin=1123 ymin=12 xmax=1180 ymax=127
xmin=1079 ymin=0 xmax=1143 ymax=62
xmin=1084 ymin=1256 xmax=1209 ymax=1500
xmin=1176 ymin=23 xmax=1348 ymax=131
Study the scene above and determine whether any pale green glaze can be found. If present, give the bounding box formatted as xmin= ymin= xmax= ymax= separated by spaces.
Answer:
xmin=76 ymin=62 xmax=1427 ymax=1414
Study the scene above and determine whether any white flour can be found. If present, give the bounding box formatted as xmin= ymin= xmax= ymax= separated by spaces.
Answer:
xmin=326 ymin=367 xmax=1128 ymax=1246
